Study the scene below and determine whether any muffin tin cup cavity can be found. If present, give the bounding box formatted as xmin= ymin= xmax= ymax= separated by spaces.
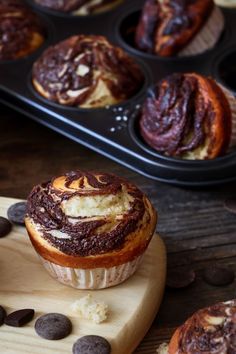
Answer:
xmin=28 ymin=0 xmax=125 ymax=19
xmin=116 ymin=10 xmax=231 ymax=63
xmin=213 ymin=47 xmax=236 ymax=94
xmin=28 ymin=58 xmax=152 ymax=113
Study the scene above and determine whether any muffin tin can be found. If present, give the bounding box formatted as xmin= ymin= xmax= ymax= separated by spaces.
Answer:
xmin=1 ymin=0 xmax=236 ymax=186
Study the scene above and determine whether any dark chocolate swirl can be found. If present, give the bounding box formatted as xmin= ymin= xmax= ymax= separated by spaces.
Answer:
xmin=27 ymin=171 xmax=147 ymax=257
xmin=176 ymin=300 xmax=236 ymax=354
xmin=0 ymin=0 xmax=45 ymax=60
xmin=139 ymin=73 xmax=231 ymax=159
xmin=135 ymin=0 xmax=214 ymax=56
xmin=34 ymin=0 xmax=121 ymax=14
xmin=32 ymin=35 xmax=144 ymax=108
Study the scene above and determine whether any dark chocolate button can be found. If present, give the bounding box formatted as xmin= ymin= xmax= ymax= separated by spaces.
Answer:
xmin=0 ymin=217 xmax=12 ymax=238
xmin=166 ymin=269 xmax=196 ymax=289
xmin=0 ymin=305 xmax=6 ymax=326
xmin=203 ymin=266 xmax=235 ymax=286
xmin=73 ymin=335 xmax=111 ymax=354
xmin=7 ymin=202 xmax=27 ymax=225
xmin=224 ymin=199 xmax=236 ymax=214
xmin=35 ymin=313 xmax=72 ymax=340
xmin=5 ymin=309 xmax=35 ymax=327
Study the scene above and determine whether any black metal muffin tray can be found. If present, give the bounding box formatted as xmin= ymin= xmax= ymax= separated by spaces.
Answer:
xmin=1 ymin=0 xmax=236 ymax=186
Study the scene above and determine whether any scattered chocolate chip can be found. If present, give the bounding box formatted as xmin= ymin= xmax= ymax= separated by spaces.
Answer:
xmin=203 ymin=266 xmax=235 ymax=286
xmin=35 ymin=313 xmax=72 ymax=340
xmin=5 ymin=309 xmax=35 ymax=327
xmin=0 ymin=217 xmax=12 ymax=238
xmin=224 ymin=199 xmax=236 ymax=214
xmin=7 ymin=202 xmax=27 ymax=225
xmin=0 ymin=306 xmax=6 ymax=326
xmin=166 ymin=269 xmax=196 ymax=289
xmin=73 ymin=335 xmax=111 ymax=354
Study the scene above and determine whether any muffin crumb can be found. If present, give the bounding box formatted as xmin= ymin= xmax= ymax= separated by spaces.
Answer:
xmin=156 ymin=343 xmax=169 ymax=354
xmin=71 ymin=294 xmax=108 ymax=324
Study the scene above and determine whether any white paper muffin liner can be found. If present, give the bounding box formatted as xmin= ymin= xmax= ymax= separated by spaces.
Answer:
xmin=214 ymin=0 xmax=236 ymax=8
xmin=179 ymin=6 xmax=224 ymax=56
xmin=219 ymin=84 xmax=236 ymax=149
xmin=39 ymin=255 xmax=143 ymax=289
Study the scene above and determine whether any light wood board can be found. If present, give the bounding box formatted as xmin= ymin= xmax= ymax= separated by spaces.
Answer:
xmin=0 ymin=197 xmax=166 ymax=354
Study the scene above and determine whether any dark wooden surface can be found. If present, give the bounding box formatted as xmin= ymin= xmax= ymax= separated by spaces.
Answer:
xmin=1 ymin=105 xmax=236 ymax=353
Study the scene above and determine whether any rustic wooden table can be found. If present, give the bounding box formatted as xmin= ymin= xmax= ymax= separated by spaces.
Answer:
xmin=1 ymin=105 xmax=236 ymax=353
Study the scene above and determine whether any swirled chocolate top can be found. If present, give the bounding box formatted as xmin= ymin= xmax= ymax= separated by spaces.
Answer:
xmin=32 ymin=35 xmax=144 ymax=108
xmin=34 ymin=0 xmax=121 ymax=14
xmin=135 ymin=0 xmax=214 ymax=56
xmin=174 ymin=300 xmax=236 ymax=354
xmin=26 ymin=170 xmax=149 ymax=257
xmin=0 ymin=0 xmax=45 ymax=60
xmin=139 ymin=73 xmax=232 ymax=159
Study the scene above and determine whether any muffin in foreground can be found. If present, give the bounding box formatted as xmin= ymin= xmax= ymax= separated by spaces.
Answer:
xmin=135 ymin=0 xmax=224 ymax=57
xmin=168 ymin=300 xmax=236 ymax=353
xmin=0 ymin=0 xmax=45 ymax=61
xmin=34 ymin=0 xmax=123 ymax=15
xmin=32 ymin=35 xmax=144 ymax=108
xmin=139 ymin=72 xmax=235 ymax=160
xmin=25 ymin=170 xmax=157 ymax=289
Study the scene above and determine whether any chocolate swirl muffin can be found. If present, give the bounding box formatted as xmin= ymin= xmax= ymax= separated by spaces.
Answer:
xmin=34 ymin=0 xmax=123 ymax=15
xmin=135 ymin=0 xmax=224 ymax=57
xmin=25 ymin=170 xmax=157 ymax=289
xmin=139 ymin=73 xmax=234 ymax=160
xmin=32 ymin=35 xmax=144 ymax=108
xmin=0 ymin=0 xmax=45 ymax=61
xmin=169 ymin=300 xmax=236 ymax=353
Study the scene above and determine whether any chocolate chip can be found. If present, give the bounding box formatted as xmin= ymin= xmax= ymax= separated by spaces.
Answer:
xmin=0 ymin=217 xmax=12 ymax=238
xmin=0 ymin=306 xmax=6 ymax=326
xmin=224 ymin=199 xmax=236 ymax=214
xmin=35 ymin=313 xmax=72 ymax=340
xmin=203 ymin=266 xmax=235 ymax=286
xmin=5 ymin=309 xmax=34 ymax=327
xmin=7 ymin=202 xmax=27 ymax=225
xmin=73 ymin=335 xmax=111 ymax=354
xmin=166 ymin=269 xmax=196 ymax=289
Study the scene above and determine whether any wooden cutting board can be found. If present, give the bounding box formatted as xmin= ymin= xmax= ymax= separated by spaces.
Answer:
xmin=0 ymin=197 xmax=166 ymax=354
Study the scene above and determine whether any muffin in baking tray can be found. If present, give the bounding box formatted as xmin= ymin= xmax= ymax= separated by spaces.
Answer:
xmin=34 ymin=0 xmax=123 ymax=15
xmin=135 ymin=0 xmax=224 ymax=57
xmin=25 ymin=170 xmax=157 ymax=289
xmin=32 ymin=35 xmax=144 ymax=109
xmin=0 ymin=0 xmax=45 ymax=61
xmin=168 ymin=300 xmax=236 ymax=353
xmin=139 ymin=72 xmax=236 ymax=160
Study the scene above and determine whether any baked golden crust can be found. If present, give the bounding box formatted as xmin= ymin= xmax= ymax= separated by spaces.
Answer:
xmin=168 ymin=300 xmax=236 ymax=353
xmin=140 ymin=72 xmax=232 ymax=159
xmin=25 ymin=171 xmax=157 ymax=269
xmin=135 ymin=0 xmax=216 ymax=56
xmin=0 ymin=0 xmax=45 ymax=60
xmin=32 ymin=35 xmax=144 ymax=108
